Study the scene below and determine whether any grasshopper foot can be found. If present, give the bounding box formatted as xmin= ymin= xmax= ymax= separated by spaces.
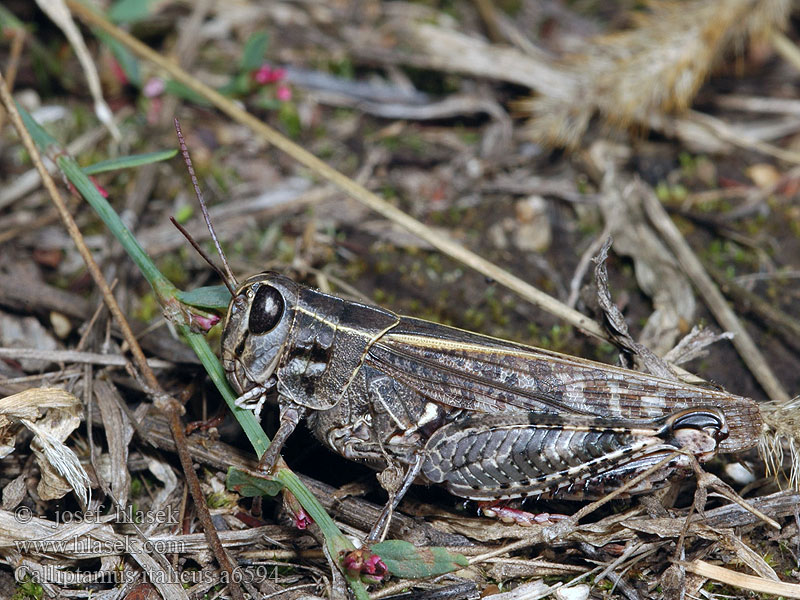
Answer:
xmin=478 ymin=501 xmax=568 ymax=526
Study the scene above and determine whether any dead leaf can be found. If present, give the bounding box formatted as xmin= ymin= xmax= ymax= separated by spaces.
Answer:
xmin=0 ymin=311 xmax=60 ymax=371
xmin=2 ymin=474 xmax=26 ymax=510
xmin=746 ymin=163 xmax=781 ymax=189
xmin=0 ymin=388 xmax=90 ymax=507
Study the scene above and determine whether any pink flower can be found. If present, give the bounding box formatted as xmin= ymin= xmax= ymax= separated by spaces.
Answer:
xmin=89 ymin=176 xmax=109 ymax=198
xmin=293 ymin=508 xmax=312 ymax=530
xmin=143 ymin=77 xmax=165 ymax=98
xmin=276 ymin=84 xmax=292 ymax=101
xmin=342 ymin=549 xmax=388 ymax=584
xmin=252 ymin=65 xmax=286 ymax=85
xmin=363 ymin=554 xmax=387 ymax=582
xmin=252 ymin=65 xmax=271 ymax=85
xmin=190 ymin=312 xmax=221 ymax=332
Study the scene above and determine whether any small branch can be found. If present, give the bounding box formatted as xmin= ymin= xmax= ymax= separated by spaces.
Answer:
xmin=640 ymin=182 xmax=790 ymax=403
xmin=687 ymin=110 xmax=800 ymax=165
xmin=0 ymin=347 xmax=173 ymax=369
xmin=680 ymin=559 xmax=800 ymax=599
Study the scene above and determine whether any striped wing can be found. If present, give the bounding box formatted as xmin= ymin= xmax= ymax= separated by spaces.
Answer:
xmin=365 ymin=317 xmax=761 ymax=452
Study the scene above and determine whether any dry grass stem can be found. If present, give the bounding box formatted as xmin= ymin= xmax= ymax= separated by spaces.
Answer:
xmin=641 ymin=183 xmax=789 ymax=403
xmin=681 ymin=559 xmax=800 ymax=598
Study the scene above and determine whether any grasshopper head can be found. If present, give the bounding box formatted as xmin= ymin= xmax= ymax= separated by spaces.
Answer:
xmin=221 ymin=272 xmax=298 ymax=396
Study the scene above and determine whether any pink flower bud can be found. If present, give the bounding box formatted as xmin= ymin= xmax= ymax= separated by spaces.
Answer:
xmin=341 ymin=549 xmax=388 ymax=584
xmin=293 ymin=508 xmax=312 ymax=530
xmin=190 ymin=313 xmax=220 ymax=332
xmin=143 ymin=77 xmax=165 ymax=98
xmin=276 ymin=84 xmax=292 ymax=101
xmin=252 ymin=65 xmax=273 ymax=85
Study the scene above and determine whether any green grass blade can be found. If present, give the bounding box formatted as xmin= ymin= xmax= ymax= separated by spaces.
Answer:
xmin=17 ymin=107 xmax=366 ymax=597
xmin=180 ymin=327 xmax=269 ymax=456
xmin=94 ymin=29 xmax=141 ymax=86
xmin=59 ymin=156 xmax=175 ymax=295
xmin=82 ymin=149 xmax=177 ymax=174
xmin=17 ymin=102 xmax=58 ymax=151
xmin=176 ymin=285 xmax=232 ymax=310
xmin=272 ymin=468 xmax=369 ymax=599
xmin=18 ymin=104 xmax=174 ymax=296
xmin=226 ymin=467 xmax=283 ymax=497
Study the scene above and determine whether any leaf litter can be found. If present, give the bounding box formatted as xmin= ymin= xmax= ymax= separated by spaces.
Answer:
xmin=0 ymin=1 xmax=799 ymax=599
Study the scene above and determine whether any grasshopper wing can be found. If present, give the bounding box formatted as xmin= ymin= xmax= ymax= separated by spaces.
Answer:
xmin=366 ymin=317 xmax=761 ymax=453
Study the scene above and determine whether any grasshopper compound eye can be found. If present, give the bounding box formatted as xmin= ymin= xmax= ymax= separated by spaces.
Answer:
xmin=248 ymin=284 xmax=284 ymax=334
xmin=221 ymin=273 xmax=298 ymax=398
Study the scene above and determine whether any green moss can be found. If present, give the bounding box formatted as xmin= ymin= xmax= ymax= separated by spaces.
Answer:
xmin=130 ymin=476 xmax=143 ymax=497
xmin=134 ymin=291 xmax=160 ymax=322
xmin=463 ymin=307 xmax=487 ymax=330
xmin=157 ymin=253 xmax=191 ymax=287
xmin=790 ymin=217 xmax=800 ymax=238
xmin=379 ymin=132 xmax=427 ymax=156
xmin=327 ymin=58 xmax=355 ymax=79
xmin=12 ymin=579 xmax=43 ymax=600
xmin=402 ymin=66 xmax=461 ymax=95
xmin=315 ymin=141 xmax=335 ymax=160
xmin=655 ymin=181 xmax=671 ymax=202
xmin=595 ymin=578 xmax=614 ymax=591
xmin=483 ymin=291 xmax=510 ymax=327
xmin=379 ymin=184 xmax=398 ymax=200
xmin=455 ymin=126 xmax=479 ymax=145
xmin=671 ymin=184 xmax=688 ymax=202
xmin=278 ymin=102 xmax=301 ymax=138
xmin=207 ymin=492 xmax=232 ymax=509
xmin=678 ymin=151 xmax=696 ymax=173
xmin=539 ymin=324 xmax=572 ymax=353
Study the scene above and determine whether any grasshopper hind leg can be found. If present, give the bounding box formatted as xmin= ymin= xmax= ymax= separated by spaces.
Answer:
xmin=422 ymin=407 xmax=726 ymax=503
xmin=478 ymin=501 xmax=568 ymax=526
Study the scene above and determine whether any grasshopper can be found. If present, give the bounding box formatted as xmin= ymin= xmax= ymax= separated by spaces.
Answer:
xmin=219 ymin=271 xmax=761 ymax=514
xmin=172 ymin=122 xmax=760 ymax=524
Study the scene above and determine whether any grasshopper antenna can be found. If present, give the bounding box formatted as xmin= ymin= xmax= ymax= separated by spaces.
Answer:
xmin=169 ymin=217 xmax=237 ymax=296
xmin=174 ymin=118 xmax=239 ymax=295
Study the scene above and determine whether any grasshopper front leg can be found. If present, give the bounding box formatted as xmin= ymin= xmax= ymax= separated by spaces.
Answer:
xmin=233 ymin=377 xmax=276 ymax=418
xmin=257 ymin=399 xmax=306 ymax=474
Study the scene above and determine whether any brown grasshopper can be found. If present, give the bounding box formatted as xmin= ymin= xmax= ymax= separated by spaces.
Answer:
xmin=172 ymin=122 xmax=760 ymax=526
xmin=219 ymin=271 xmax=760 ymax=514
